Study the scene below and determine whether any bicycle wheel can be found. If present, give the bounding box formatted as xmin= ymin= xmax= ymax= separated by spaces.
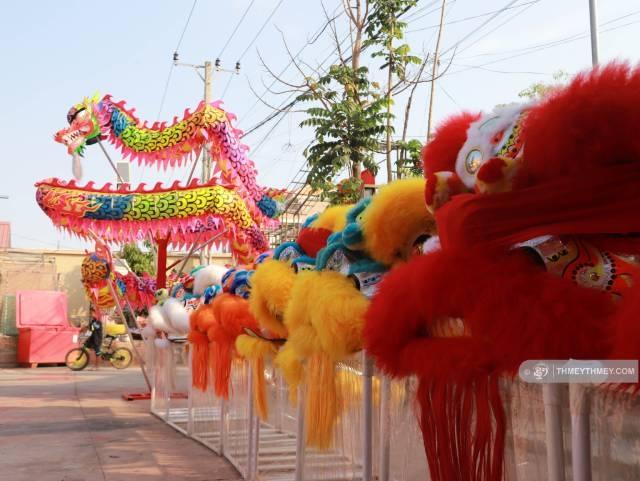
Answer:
xmin=65 ymin=348 xmax=89 ymax=371
xmin=109 ymin=347 xmax=132 ymax=369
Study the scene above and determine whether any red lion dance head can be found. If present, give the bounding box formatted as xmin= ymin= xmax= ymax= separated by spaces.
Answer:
xmin=365 ymin=62 xmax=640 ymax=481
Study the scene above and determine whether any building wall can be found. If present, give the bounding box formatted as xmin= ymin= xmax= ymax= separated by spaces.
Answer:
xmin=0 ymin=248 xmax=232 ymax=326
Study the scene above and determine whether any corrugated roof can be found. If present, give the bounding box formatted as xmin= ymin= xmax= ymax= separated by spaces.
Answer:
xmin=0 ymin=222 xmax=10 ymax=249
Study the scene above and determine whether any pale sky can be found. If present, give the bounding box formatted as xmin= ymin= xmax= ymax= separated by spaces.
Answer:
xmin=1 ymin=0 xmax=638 ymax=250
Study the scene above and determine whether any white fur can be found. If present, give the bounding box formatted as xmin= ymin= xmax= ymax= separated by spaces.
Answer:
xmin=141 ymin=325 xmax=156 ymax=340
xmin=162 ymin=298 xmax=190 ymax=335
xmin=193 ymin=264 xmax=228 ymax=295
xmin=148 ymin=305 xmax=174 ymax=334
xmin=455 ymin=102 xmax=530 ymax=189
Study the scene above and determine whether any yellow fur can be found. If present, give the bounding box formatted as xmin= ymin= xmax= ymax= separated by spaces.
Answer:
xmin=281 ymin=270 xmax=369 ymax=449
xmin=305 ymin=352 xmax=341 ymax=449
xmin=311 ymin=204 xmax=353 ymax=231
xmin=235 ymin=334 xmax=278 ymax=359
xmin=361 ymin=178 xmax=436 ymax=266
xmin=274 ymin=343 xmax=303 ymax=402
xmin=235 ymin=335 xmax=277 ymax=421
xmin=248 ymin=258 xmax=293 ymax=338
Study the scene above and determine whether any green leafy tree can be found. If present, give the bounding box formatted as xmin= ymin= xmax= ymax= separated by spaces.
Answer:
xmin=299 ymin=63 xmax=390 ymax=193
xmin=395 ymin=138 xmax=423 ymax=177
xmin=365 ymin=0 xmax=421 ymax=181
xmin=518 ymin=70 xmax=569 ymax=100
xmin=120 ymin=242 xmax=156 ymax=276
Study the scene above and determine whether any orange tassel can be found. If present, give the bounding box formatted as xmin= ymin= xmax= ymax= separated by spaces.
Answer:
xmin=188 ymin=330 xmax=210 ymax=391
xmin=208 ymin=294 xmax=260 ymax=399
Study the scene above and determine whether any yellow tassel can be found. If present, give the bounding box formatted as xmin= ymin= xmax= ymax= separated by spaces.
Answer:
xmin=252 ymin=356 xmax=268 ymax=421
xmin=274 ymin=343 xmax=303 ymax=404
xmin=305 ymin=351 xmax=341 ymax=450
xmin=235 ymin=335 xmax=277 ymax=420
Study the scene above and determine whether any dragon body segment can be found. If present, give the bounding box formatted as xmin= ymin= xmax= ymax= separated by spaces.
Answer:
xmin=54 ymin=94 xmax=282 ymax=219
xmin=35 ymin=178 xmax=268 ymax=257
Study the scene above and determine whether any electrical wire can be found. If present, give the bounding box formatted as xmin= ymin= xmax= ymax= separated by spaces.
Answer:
xmin=454 ymin=0 xmax=542 ymax=56
xmin=456 ymin=8 xmax=640 ymax=60
xmin=220 ymin=0 xmax=287 ymax=99
xmin=444 ymin=17 xmax=640 ymax=77
xmin=157 ymin=0 xmax=199 ymax=120
xmin=407 ymin=0 xmax=538 ymax=33
xmin=217 ymin=0 xmax=257 ymax=59
xmin=242 ymin=0 xmax=417 ymax=138
xmin=439 ymin=0 xmax=522 ymax=57
xmin=239 ymin=2 xmax=344 ymax=123
xmin=144 ymin=0 xmax=199 ymax=184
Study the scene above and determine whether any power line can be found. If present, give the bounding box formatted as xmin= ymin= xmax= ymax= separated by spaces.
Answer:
xmin=175 ymin=0 xmax=199 ymax=53
xmin=439 ymin=0 xmax=523 ymax=57
xmin=217 ymin=0 xmax=257 ymax=59
xmin=456 ymin=8 xmax=640 ymax=60
xmin=444 ymin=17 xmax=640 ymax=77
xmin=157 ymin=0 xmax=199 ymax=120
xmin=407 ymin=0 xmax=538 ymax=33
xmin=145 ymin=0 xmax=199 ymax=184
xmin=220 ymin=0 xmax=287 ymax=98
xmin=454 ymin=0 xmax=542 ymax=56
xmin=405 ymin=0 xmax=454 ymax=23
xmin=239 ymin=0 xmax=287 ymax=61
xmin=239 ymin=3 xmax=344 ymax=123
xmin=241 ymin=29 xmax=352 ymax=138
xmin=242 ymin=0 xmax=417 ymax=139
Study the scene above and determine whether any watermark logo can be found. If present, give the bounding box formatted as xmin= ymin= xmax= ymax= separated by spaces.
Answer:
xmin=519 ymin=360 xmax=638 ymax=384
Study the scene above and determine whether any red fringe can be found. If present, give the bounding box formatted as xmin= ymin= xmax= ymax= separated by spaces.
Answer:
xmin=418 ymin=375 xmax=504 ymax=481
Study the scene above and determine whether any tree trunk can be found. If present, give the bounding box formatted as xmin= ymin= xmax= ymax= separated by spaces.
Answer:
xmin=426 ymin=0 xmax=447 ymax=140
xmin=385 ymin=34 xmax=394 ymax=182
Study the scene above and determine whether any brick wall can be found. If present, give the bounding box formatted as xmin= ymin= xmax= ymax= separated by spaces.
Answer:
xmin=0 ymin=335 xmax=17 ymax=368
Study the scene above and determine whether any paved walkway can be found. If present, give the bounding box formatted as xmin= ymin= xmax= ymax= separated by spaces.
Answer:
xmin=0 ymin=366 xmax=241 ymax=481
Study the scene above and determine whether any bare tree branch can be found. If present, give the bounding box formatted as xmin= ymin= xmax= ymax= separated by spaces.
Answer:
xmin=322 ymin=1 xmax=346 ymax=65
xmin=256 ymin=49 xmax=307 ymax=89
xmin=402 ymin=55 xmax=430 ymax=144
xmin=247 ymin=81 xmax=306 ymax=113
xmin=275 ymin=27 xmax=314 ymax=82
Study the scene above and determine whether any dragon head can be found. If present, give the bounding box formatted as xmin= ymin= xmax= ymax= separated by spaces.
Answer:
xmin=54 ymin=94 xmax=103 ymax=179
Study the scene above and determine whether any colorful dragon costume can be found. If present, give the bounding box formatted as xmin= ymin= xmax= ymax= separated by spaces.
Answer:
xmin=54 ymin=94 xmax=283 ymax=220
xmin=364 ymin=62 xmax=640 ymax=481
xmin=35 ymin=178 xmax=269 ymax=260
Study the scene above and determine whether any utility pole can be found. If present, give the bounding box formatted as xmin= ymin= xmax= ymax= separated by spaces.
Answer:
xmin=426 ymin=0 xmax=447 ymax=140
xmin=173 ymin=54 xmax=240 ymax=265
xmin=201 ymin=60 xmax=213 ymax=266
xmin=588 ymin=0 xmax=599 ymax=66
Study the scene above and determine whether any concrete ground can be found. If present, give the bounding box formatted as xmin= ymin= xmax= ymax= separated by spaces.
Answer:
xmin=0 ymin=366 xmax=241 ymax=481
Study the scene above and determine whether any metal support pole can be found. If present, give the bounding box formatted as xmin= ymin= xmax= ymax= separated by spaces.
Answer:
xmin=97 ymin=140 xmax=126 ymax=184
xmin=106 ymin=279 xmax=152 ymax=391
xmin=187 ymin=346 xmax=194 ymax=436
xmin=294 ymin=384 xmax=306 ymax=481
xmin=379 ymin=376 xmax=391 ymax=481
xmin=362 ymin=351 xmax=374 ymax=481
xmin=570 ymin=384 xmax=592 ymax=481
xmin=246 ymin=364 xmax=257 ymax=480
xmin=220 ymin=397 xmax=227 ymax=455
xmin=588 ymin=0 xmax=599 ymax=66
xmin=543 ymin=384 xmax=566 ymax=481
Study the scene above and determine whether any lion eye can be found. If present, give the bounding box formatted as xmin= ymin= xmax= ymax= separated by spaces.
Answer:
xmin=465 ymin=149 xmax=483 ymax=174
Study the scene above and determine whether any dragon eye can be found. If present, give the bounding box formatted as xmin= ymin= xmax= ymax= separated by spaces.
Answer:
xmin=465 ymin=149 xmax=483 ymax=174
